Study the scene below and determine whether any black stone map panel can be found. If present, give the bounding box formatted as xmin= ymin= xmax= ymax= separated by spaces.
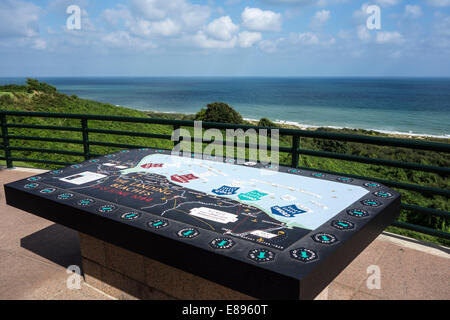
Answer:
xmin=4 ymin=148 xmax=401 ymax=299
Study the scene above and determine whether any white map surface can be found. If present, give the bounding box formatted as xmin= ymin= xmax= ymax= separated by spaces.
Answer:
xmin=121 ymin=154 xmax=369 ymax=230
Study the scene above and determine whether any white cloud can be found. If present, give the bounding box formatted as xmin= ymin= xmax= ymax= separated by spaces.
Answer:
xmin=47 ymin=0 xmax=89 ymax=12
xmin=260 ymin=0 xmax=348 ymax=5
xmin=404 ymin=5 xmax=422 ymax=18
xmin=102 ymin=5 xmax=132 ymax=26
xmin=101 ymin=31 xmax=157 ymax=50
xmin=131 ymin=0 xmax=174 ymax=20
xmin=311 ymin=10 xmax=331 ymax=28
xmin=427 ymin=0 xmax=450 ymax=7
xmin=238 ymin=31 xmax=262 ymax=48
xmin=261 ymin=0 xmax=314 ymax=4
xmin=434 ymin=14 xmax=450 ymax=37
xmin=353 ymin=3 xmax=370 ymax=24
xmin=290 ymin=32 xmax=320 ymax=45
xmin=205 ymin=16 xmax=239 ymax=41
xmin=70 ymin=0 xmax=272 ymax=52
xmin=337 ymin=30 xmax=351 ymax=40
xmin=128 ymin=19 xmax=181 ymax=38
xmin=241 ymin=7 xmax=282 ymax=32
xmin=126 ymin=0 xmax=210 ymax=35
xmin=178 ymin=3 xmax=211 ymax=30
xmin=188 ymin=31 xmax=237 ymax=49
xmin=0 ymin=0 xmax=42 ymax=38
xmin=258 ymin=39 xmax=278 ymax=53
xmin=374 ymin=0 xmax=401 ymax=7
xmin=0 ymin=0 xmax=52 ymax=52
xmin=376 ymin=31 xmax=404 ymax=44
xmin=32 ymin=38 xmax=47 ymax=50
xmin=290 ymin=32 xmax=335 ymax=46
xmin=356 ymin=25 xmax=371 ymax=41
xmin=390 ymin=50 xmax=401 ymax=58
xmin=130 ymin=0 xmax=211 ymax=28
xmin=151 ymin=19 xmax=181 ymax=36
xmin=104 ymin=0 xmax=211 ymax=40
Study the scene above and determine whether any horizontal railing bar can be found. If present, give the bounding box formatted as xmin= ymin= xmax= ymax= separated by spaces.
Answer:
xmin=184 ymin=137 xmax=291 ymax=153
xmin=88 ymin=138 xmax=291 ymax=154
xmin=297 ymin=148 xmax=450 ymax=175
xmin=401 ymin=204 xmax=450 ymax=219
xmin=1 ymin=111 xmax=449 ymax=152
xmin=88 ymin=148 xmax=172 ymax=159
xmin=88 ymin=128 xmax=173 ymax=140
xmin=295 ymin=165 xmax=450 ymax=197
xmin=392 ymin=221 xmax=450 ymax=240
xmin=6 ymin=124 xmax=82 ymax=132
xmin=8 ymin=157 xmax=72 ymax=166
xmin=179 ymin=122 xmax=450 ymax=152
xmin=294 ymin=132 xmax=450 ymax=153
xmin=8 ymin=146 xmax=85 ymax=157
xmin=7 ymin=135 xmax=84 ymax=145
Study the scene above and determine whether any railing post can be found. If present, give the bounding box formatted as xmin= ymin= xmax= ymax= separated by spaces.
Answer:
xmin=81 ymin=118 xmax=90 ymax=160
xmin=173 ymin=124 xmax=180 ymax=150
xmin=1 ymin=113 xmax=13 ymax=168
xmin=291 ymin=135 xmax=300 ymax=168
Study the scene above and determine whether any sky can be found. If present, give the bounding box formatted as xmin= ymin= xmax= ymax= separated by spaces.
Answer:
xmin=0 ymin=0 xmax=449 ymax=77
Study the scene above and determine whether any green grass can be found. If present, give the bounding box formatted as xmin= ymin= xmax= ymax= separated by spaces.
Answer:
xmin=0 ymin=92 xmax=14 ymax=98
xmin=1 ymin=79 xmax=448 ymax=247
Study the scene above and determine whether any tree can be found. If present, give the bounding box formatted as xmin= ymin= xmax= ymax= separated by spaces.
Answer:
xmin=195 ymin=102 xmax=243 ymax=124
xmin=258 ymin=118 xmax=277 ymax=127
xmin=26 ymin=78 xmax=57 ymax=94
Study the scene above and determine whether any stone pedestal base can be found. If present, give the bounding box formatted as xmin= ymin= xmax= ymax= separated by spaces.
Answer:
xmin=79 ymin=233 xmax=255 ymax=300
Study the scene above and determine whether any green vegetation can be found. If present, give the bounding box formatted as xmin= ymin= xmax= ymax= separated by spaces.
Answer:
xmin=0 ymin=79 xmax=174 ymax=164
xmin=195 ymin=102 xmax=244 ymax=124
xmin=0 ymin=80 xmax=448 ymax=246
xmin=147 ymin=111 xmax=195 ymax=121
xmin=258 ymin=118 xmax=277 ymax=128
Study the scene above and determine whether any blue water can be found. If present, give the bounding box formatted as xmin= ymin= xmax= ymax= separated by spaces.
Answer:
xmin=1 ymin=77 xmax=449 ymax=137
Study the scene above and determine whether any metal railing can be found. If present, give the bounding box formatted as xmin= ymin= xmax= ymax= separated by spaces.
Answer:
xmin=1 ymin=110 xmax=449 ymax=240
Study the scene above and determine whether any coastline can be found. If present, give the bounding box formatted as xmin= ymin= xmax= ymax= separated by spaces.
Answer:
xmin=143 ymin=109 xmax=450 ymax=141
xmin=247 ymin=118 xmax=450 ymax=140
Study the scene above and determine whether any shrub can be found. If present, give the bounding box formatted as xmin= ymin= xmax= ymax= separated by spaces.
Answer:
xmin=313 ymin=138 xmax=349 ymax=154
xmin=195 ymin=102 xmax=243 ymax=124
xmin=0 ymin=94 xmax=14 ymax=106
xmin=26 ymin=78 xmax=57 ymax=94
xmin=258 ymin=117 xmax=277 ymax=127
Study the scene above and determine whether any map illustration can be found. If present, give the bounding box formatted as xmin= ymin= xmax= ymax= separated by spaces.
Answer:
xmin=42 ymin=150 xmax=369 ymax=250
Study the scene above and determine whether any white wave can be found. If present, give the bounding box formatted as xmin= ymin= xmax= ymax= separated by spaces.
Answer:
xmin=244 ymin=118 xmax=449 ymax=139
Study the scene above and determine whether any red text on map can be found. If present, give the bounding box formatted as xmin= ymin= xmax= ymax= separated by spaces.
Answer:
xmin=141 ymin=163 xmax=164 ymax=169
xmin=171 ymin=174 xmax=199 ymax=183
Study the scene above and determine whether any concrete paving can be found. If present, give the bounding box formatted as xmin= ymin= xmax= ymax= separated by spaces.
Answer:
xmin=0 ymin=167 xmax=449 ymax=300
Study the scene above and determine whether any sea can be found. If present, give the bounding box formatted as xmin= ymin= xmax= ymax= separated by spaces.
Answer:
xmin=1 ymin=77 xmax=449 ymax=138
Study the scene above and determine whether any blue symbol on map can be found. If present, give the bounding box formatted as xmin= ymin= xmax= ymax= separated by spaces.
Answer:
xmin=212 ymin=185 xmax=240 ymax=196
xmin=238 ymin=190 xmax=268 ymax=201
xmin=271 ymin=205 xmax=307 ymax=218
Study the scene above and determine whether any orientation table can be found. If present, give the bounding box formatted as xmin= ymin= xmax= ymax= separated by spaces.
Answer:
xmin=4 ymin=148 xmax=400 ymax=299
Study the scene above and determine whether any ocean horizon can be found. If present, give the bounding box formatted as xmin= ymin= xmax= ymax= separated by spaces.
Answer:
xmin=1 ymin=77 xmax=449 ymax=138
